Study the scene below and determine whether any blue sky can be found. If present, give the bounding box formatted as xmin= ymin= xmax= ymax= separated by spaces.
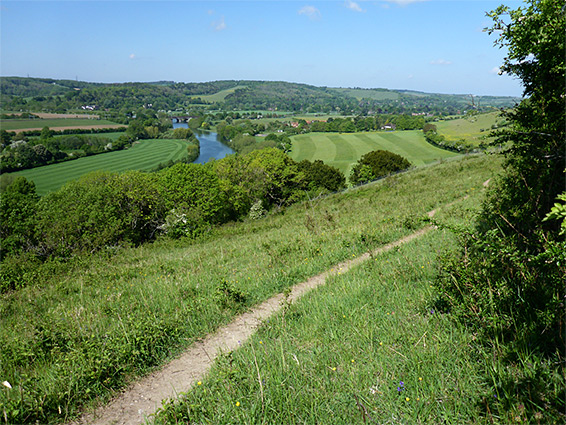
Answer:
xmin=1 ymin=0 xmax=523 ymax=96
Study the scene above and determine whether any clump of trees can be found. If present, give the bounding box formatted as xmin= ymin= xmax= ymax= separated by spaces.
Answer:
xmin=349 ymin=150 xmax=411 ymax=186
xmin=435 ymin=0 xmax=565 ymax=421
xmin=0 ymin=148 xmax=347 ymax=292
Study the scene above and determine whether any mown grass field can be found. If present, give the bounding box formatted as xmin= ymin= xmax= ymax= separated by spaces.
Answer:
xmin=0 ymin=118 xmax=121 ymax=131
xmin=6 ymin=139 xmax=190 ymax=195
xmin=435 ymin=112 xmax=504 ymax=145
xmin=290 ymin=131 xmax=460 ymax=177
xmin=0 ymin=154 xmax=504 ymax=424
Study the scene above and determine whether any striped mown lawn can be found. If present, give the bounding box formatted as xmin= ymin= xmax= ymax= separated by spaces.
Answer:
xmin=6 ymin=139 xmax=190 ymax=196
xmin=290 ymin=130 xmax=460 ymax=177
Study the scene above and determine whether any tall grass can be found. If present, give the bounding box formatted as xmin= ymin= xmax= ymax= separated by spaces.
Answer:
xmin=0 ymin=154 xmax=502 ymax=423
xmin=154 ymin=228 xmax=488 ymax=424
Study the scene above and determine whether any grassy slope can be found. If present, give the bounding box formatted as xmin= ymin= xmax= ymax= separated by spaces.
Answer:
xmin=155 ymin=225 xmax=487 ymax=424
xmin=435 ymin=112 xmax=502 ymax=145
xmin=194 ymin=85 xmax=249 ymax=103
xmin=7 ymin=139 xmax=190 ymax=195
xmin=290 ymin=131 xmax=460 ymax=177
xmin=0 ymin=118 xmax=120 ymax=131
xmin=331 ymin=87 xmax=400 ymax=101
xmin=0 ymin=154 xmax=502 ymax=424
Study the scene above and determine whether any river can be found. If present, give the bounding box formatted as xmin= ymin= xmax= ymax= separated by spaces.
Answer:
xmin=172 ymin=122 xmax=234 ymax=164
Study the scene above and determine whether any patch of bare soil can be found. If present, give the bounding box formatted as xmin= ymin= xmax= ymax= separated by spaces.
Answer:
xmin=75 ymin=225 xmax=434 ymax=425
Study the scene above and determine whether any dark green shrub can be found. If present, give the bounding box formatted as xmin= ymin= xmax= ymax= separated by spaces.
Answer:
xmin=0 ymin=177 xmax=38 ymax=260
xmin=349 ymin=150 xmax=411 ymax=185
xmin=297 ymin=159 xmax=345 ymax=192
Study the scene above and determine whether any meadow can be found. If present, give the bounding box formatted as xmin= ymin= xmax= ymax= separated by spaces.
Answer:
xmin=0 ymin=118 xmax=122 ymax=132
xmin=290 ymin=130 xmax=460 ymax=177
xmin=0 ymin=153 xmax=504 ymax=424
xmin=435 ymin=112 xmax=504 ymax=146
xmin=6 ymin=139 xmax=191 ymax=195
xmin=193 ymin=85 xmax=249 ymax=103
xmin=331 ymin=87 xmax=400 ymax=101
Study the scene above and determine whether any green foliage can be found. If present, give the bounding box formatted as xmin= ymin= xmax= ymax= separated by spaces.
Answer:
xmin=0 ymin=177 xmax=39 ymax=289
xmin=543 ymin=192 xmax=566 ymax=235
xmin=349 ymin=150 xmax=411 ymax=185
xmin=297 ymin=159 xmax=346 ymax=193
xmin=35 ymin=170 xmax=165 ymax=258
xmin=244 ymin=148 xmax=306 ymax=208
xmin=158 ymin=163 xmax=228 ymax=236
xmin=210 ymin=148 xmax=306 ymax=218
xmin=436 ymin=0 xmax=565 ymax=420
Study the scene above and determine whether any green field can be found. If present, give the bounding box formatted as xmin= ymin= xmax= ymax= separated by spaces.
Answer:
xmin=331 ymin=87 xmax=400 ymax=101
xmin=290 ymin=131 xmax=460 ymax=177
xmin=435 ymin=112 xmax=505 ymax=145
xmin=0 ymin=118 xmax=122 ymax=131
xmin=7 ymin=139 xmax=190 ymax=195
xmin=193 ymin=85 xmax=249 ymax=103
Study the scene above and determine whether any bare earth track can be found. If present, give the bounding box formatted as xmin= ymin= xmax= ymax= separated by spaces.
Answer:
xmin=76 ymin=220 xmax=437 ymax=425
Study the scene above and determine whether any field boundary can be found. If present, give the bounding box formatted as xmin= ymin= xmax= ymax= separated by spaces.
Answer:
xmin=76 ymin=217 xmax=440 ymax=425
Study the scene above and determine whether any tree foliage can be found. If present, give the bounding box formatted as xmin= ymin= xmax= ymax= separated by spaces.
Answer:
xmin=297 ymin=159 xmax=346 ymax=193
xmin=349 ymin=150 xmax=411 ymax=185
xmin=436 ymin=1 xmax=565 ymax=420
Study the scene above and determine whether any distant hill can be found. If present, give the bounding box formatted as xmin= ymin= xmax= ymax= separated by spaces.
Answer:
xmin=0 ymin=77 xmax=519 ymax=115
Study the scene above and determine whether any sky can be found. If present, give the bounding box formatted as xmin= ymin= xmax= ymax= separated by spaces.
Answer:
xmin=0 ymin=0 xmax=524 ymax=96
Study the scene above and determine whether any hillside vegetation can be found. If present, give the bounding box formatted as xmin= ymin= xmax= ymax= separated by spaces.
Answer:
xmin=1 ymin=77 xmax=519 ymax=115
xmin=0 ymin=154 xmax=502 ymax=424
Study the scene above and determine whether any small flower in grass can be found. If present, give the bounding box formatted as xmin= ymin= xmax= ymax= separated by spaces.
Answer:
xmin=197 ymin=381 xmax=202 ymax=386
xmin=2 ymin=381 xmax=12 ymax=389
xmin=379 ymin=342 xmax=383 ymax=346
xmin=405 ymin=397 xmax=410 ymax=402
xmin=397 ymin=381 xmax=405 ymax=392
xmin=259 ymin=340 xmax=263 ymax=344
xmin=351 ymin=359 xmax=355 ymax=363
xmin=235 ymin=401 xmax=241 ymax=407
xmin=418 ymin=377 xmax=423 ymax=381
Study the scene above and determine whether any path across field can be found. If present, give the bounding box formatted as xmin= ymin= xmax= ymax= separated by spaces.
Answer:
xmin=76 ymin=213 xmax=439 ymax=425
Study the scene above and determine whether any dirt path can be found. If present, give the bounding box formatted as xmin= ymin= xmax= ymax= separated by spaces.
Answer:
xmin=75 ymin=222 xmax=434 ymax=425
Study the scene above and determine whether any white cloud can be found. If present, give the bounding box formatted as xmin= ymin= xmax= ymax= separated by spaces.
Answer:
xmin=430 ymin=59 xmax=452 ymax=66
xmin=129 ymin=53 xmax=136 ymax=60
xmin=298 ymin=5 xmax=321 ymax=20
xmin=212 ymin=16 xmax=226 ymax=31
xmin=345 ymin=1 xmax=364 ymax=12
